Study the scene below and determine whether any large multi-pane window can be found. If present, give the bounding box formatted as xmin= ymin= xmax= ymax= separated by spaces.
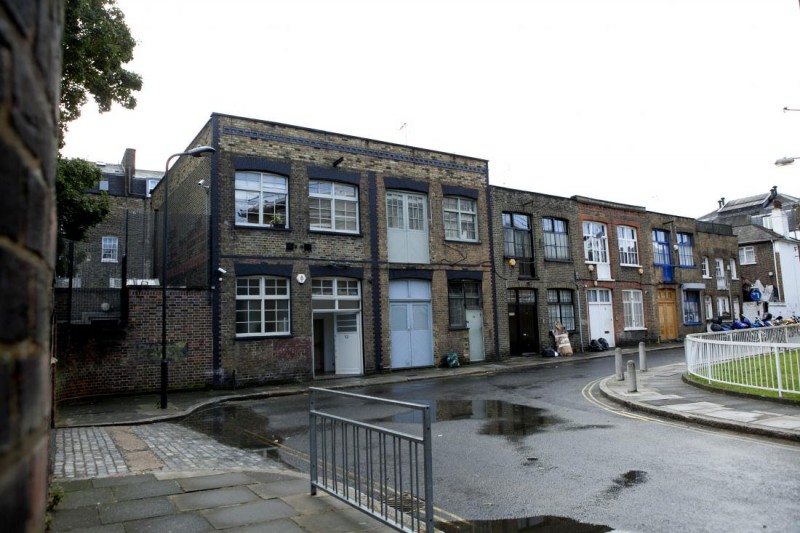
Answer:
xmin=582 ymin=221 xmax=608 ymax=263
xmin=543 ymin=217 xmax=570 ymax=260
xmin=235 ymin=277 xmax=290 ymax=337
xmin=235 ymin=171 xmax=288 ymax=227
xmin=101 ymin=236 xmax=118 ymax=262
xmin=652 ymin=229 xmax=671 ymax=265
xmin=448 ymin=281 xmax=481 ymax=328
xmin=617 ymin=226 xmax=639 ymax=266
xmin=443 ymin=197 xmax=478 ymax=241
xmin=309 ymin=180 xmax=358 ymax=233
xmin=683 ymin=291 xmax=701 ymax=325
xmin=547 ymin=289 xmax=575 ymax=330
xmin=676 ymin=232 xmax=694 ymax=267
xmin=502 ymin=213 xmax=533 ymax=277
xmin=739 ymin=246 xmax=756 ymax=265
xmin=622 ymin=290 xmax=645 ymax=329
xmin=311 ymin=278 xmax=361 ymax=310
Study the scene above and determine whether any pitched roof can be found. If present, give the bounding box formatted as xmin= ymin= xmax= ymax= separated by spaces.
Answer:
xmin=733 ymin=224 xmax=786 ymax=244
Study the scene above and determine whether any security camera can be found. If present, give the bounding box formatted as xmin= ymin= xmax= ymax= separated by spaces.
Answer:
xmin=217 ymin=267 xmax=227 ymax=274
xmin=198 ymin=179 xmax=206 ymax=186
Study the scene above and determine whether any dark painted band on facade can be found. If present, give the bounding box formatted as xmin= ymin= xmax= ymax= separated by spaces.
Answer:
xmin=368 ymin=171 xmax=384 ymax=371
xmin=309 ymin=265 xmax=364 ymax=279
xmin=388 ymin=269 xmax=433 ymax=280
xmin=441 ymin=184 xmax=479 ymax=199
xmin=446 ymin=270 xmax=484 ymax=280
xmin=231 ymin=155 xmax=291 ymax=175
xmin=383 ymin=177 xmax=429 ymax=193
xmin=307 ymin=165 xmax=361 ymax=184
xmin=211 ymin=114 xmax=222 ymax=386
xmin=234 ymin=263 xmax=293 ymax=277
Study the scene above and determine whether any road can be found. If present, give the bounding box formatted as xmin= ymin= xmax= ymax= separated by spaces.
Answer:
xmin=178 ymin=349 xmax=800 ymax=532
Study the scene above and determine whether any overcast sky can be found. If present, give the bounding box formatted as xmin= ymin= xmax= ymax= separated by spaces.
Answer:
xmin=61 ymin=0 xmax=800 ymax=218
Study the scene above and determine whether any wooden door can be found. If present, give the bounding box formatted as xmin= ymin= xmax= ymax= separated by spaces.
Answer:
xmin=656 ymin=289 xmax=678 ymax=340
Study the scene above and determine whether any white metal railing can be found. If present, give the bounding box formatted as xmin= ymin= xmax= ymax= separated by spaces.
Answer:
xmin=685 ymin=324 xmax=800 ymax=398
xmin=309 ymin=387 xmax=434 ymax=533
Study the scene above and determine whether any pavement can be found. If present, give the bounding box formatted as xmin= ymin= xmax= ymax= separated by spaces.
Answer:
xmin=49 ymin=342 xmax=800 ymax=532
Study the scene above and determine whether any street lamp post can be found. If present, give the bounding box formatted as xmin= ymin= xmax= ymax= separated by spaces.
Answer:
xmin=161 ymin=145 xmax=215 ymax=409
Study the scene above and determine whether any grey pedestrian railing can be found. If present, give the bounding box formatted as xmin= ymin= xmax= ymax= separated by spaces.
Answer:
xmin=685 ymin=324 xmax=800 ymax=398
xmin=309 ymin=387 xmax=434 ymax=533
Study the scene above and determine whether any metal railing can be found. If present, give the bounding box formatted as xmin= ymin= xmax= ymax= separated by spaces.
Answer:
xmin=685 ymin=324 xmax=800 ymax=398
xmin=309 ymin=387 xmax=434 ymax=533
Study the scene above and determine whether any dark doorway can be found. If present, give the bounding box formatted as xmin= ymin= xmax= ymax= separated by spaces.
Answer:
xmin=508 ymin=289 xmax=539 ymax=355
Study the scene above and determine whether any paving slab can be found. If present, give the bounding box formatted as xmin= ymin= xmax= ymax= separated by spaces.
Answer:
xmin=49 ymin=506 xmax=103 ymax=531
xmin=249 ymin=478 xmax=310 ymax=499
xmin=755 ymin=416 xmax=800 ymax=429
xmin=706 ymin=409 xmax=764 ymax=423
xmin=98 ymin=496 xmax=176 ymax=524
xmin=175 ymin=471 xmax=258 ymax=492
xmin=667 ymin=402 xmax=724 ymax=412
xmin=124 ymin=512 xmax=214 ymax=533
xmin=59 ymin=486 xmax=115 ymax=509
xmin=222 ymin=518 xmax=306 ymax=533
xmin=113 ymin=479 xmax=183 ymax=501
xmin=202 ymin=499 xmax=296 ymax=529
xmin=171 ymin=486 xmax=260 ymax=511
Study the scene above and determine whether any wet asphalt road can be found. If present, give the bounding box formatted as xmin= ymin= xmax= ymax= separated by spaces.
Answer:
xmin=179 ymin=349 xmax=800 ymax=532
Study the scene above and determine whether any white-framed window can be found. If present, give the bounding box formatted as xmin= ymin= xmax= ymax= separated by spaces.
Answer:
xmin=716 ymin=296 xmax=731 ymax=319
xmin=617 ymin=226 xmax=639 ymax=266
xmin=701 ymin=257 xmax=710 ymax=278
xmin=235 ymin=171 xmax=288 ymax=227
xmin=99 ymin=178 xmax=109 ymax=191
xmin=55 ymin=277 xmax=81 ymax=288
xmin=622 ymin=290 xmax=645 ymax=329
xmin=146 ymin=178 xmax=159 ymax=198
xmin=443 ymin=197 xmax=478 ymax=242
xmin=704 ymin=295 xmax=713 ymax=320
xmin=311 ymin=278 xmax=361 ymax=310
xmin=101 ymin=236 xmax=118 ymax=263
xmin=582 ymin=221 xmax=608 ymax=264
xmin=109 ymin=278 xmax=122 ymax=289
xmin=739 ymin=246 xmax=756 ymax=265
xmin=543 ymin=217 xmax=570 ymax=260
xmin=309 ymin=180 xmax=359 ymax=233
xmin=677 ymin=232 xmax=694 ymax=267
xmin=728 ymin=258 xmax=738 ymax=280
xmin=733 ymin=297 xmax=740 ymax=319
xmin=715 ymin=258 xmax=728 ymax=290
xmin=235 ymin=276 xmax=290 ymax=337
xmin=448 ymin=280 xmax=482 ymax=328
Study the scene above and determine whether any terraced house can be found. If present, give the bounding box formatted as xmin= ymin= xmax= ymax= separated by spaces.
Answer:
xmin=55 ymin=116 xmax=743 ymax=399
xmin=152 ymin=114 xmax=495 ymax=387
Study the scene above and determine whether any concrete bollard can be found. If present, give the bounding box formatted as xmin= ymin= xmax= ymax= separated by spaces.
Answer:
xmin=639 ymin=341 xmax=647 ymax=372
xmin=627 ymin=360 xmax=637 ymax=392
xmin=615 ymin=348 xmax=624 ymax=380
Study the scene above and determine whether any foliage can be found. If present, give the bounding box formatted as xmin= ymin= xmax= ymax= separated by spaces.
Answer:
xmin=60 ymin=0 xmax=142 ymax=146
xmin=56 ymin=158 xmax=110 ymax=275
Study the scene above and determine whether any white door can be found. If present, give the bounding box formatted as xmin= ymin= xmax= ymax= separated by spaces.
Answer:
xmin=466 ymin=309 xmax=485 ymax=362
xmin=588 ymin=289 xmax=615 ymax=347
xmin=390 ymin=280 xmax=433 ymax=368
xmin=334 ymin=313 xmax=362 ymax=375
xmin=386 ymin=192 xmax=429 ymax=264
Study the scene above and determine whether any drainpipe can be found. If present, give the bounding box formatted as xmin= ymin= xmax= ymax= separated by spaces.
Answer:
xmin=772 ymin=240 xmax=782 ymax=304
xmin=575 ymin=282 xmax=585 ymax=352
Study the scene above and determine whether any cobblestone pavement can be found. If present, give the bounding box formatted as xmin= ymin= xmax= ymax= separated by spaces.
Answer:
xmin=52 ymin=423 xmax=282 ymax=480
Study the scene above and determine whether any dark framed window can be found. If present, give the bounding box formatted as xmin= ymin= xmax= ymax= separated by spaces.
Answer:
xmin=652 ymin=229 xmax=671 ymax=266
xmin=235 ymin=276 xmax=291 ymax=336
xmin=543 ymin=217 xmax=570 ymax=260
xmin=502 ymin=212 xmax=534 ymax=276
xmin=683 ymin=290 xmax=701 ymax=325
xmin=547 ymin=289 xmax=575 ymax=330
xmin=235 ymin=171 xmax=288 ymax=228
xmin=448 ymin=280 xmax=481 ymax=328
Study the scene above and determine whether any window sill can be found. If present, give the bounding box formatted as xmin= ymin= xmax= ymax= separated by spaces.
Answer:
xmin=235 ymin=334 xmax=292 ymax=341
xmin=684 ymin=322 xmax=703 ymax=327
xmin=623 ymin=327 xmax=647 ymax=331
xmin=543 ymin=258 xmax=573 ymax=264
xmin=235 ymin=224 xmax=290 ymax=231
xmin=620 ymin=264 xmax=642 ymax=268
xmin=444 ymin=239 xmax=481 ymax=245
xmin=309 ymin=229 xmax=363 ymax=237
xmin=448 ymin=326 xmax=469 ymax=331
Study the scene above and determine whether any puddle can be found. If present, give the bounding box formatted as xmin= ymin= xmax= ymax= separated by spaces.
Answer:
xmin=179 ymin=404 xmax=285 ymax=459
xmin=605 ymin=470 xmax=648 ymax=496
xmin=383 ymin=400 xmax=561 ymax=437
xmin=437 ymin=515 xmax=612 ymax=532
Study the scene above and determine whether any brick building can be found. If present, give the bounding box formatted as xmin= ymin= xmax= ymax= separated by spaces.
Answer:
xmin=699 ymin=189 xmax=800 ymax=318
xmin=152 ymin=114 xmax=495 ymax=387
xmin=492 ymin=188 xmax=741 ymax=355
